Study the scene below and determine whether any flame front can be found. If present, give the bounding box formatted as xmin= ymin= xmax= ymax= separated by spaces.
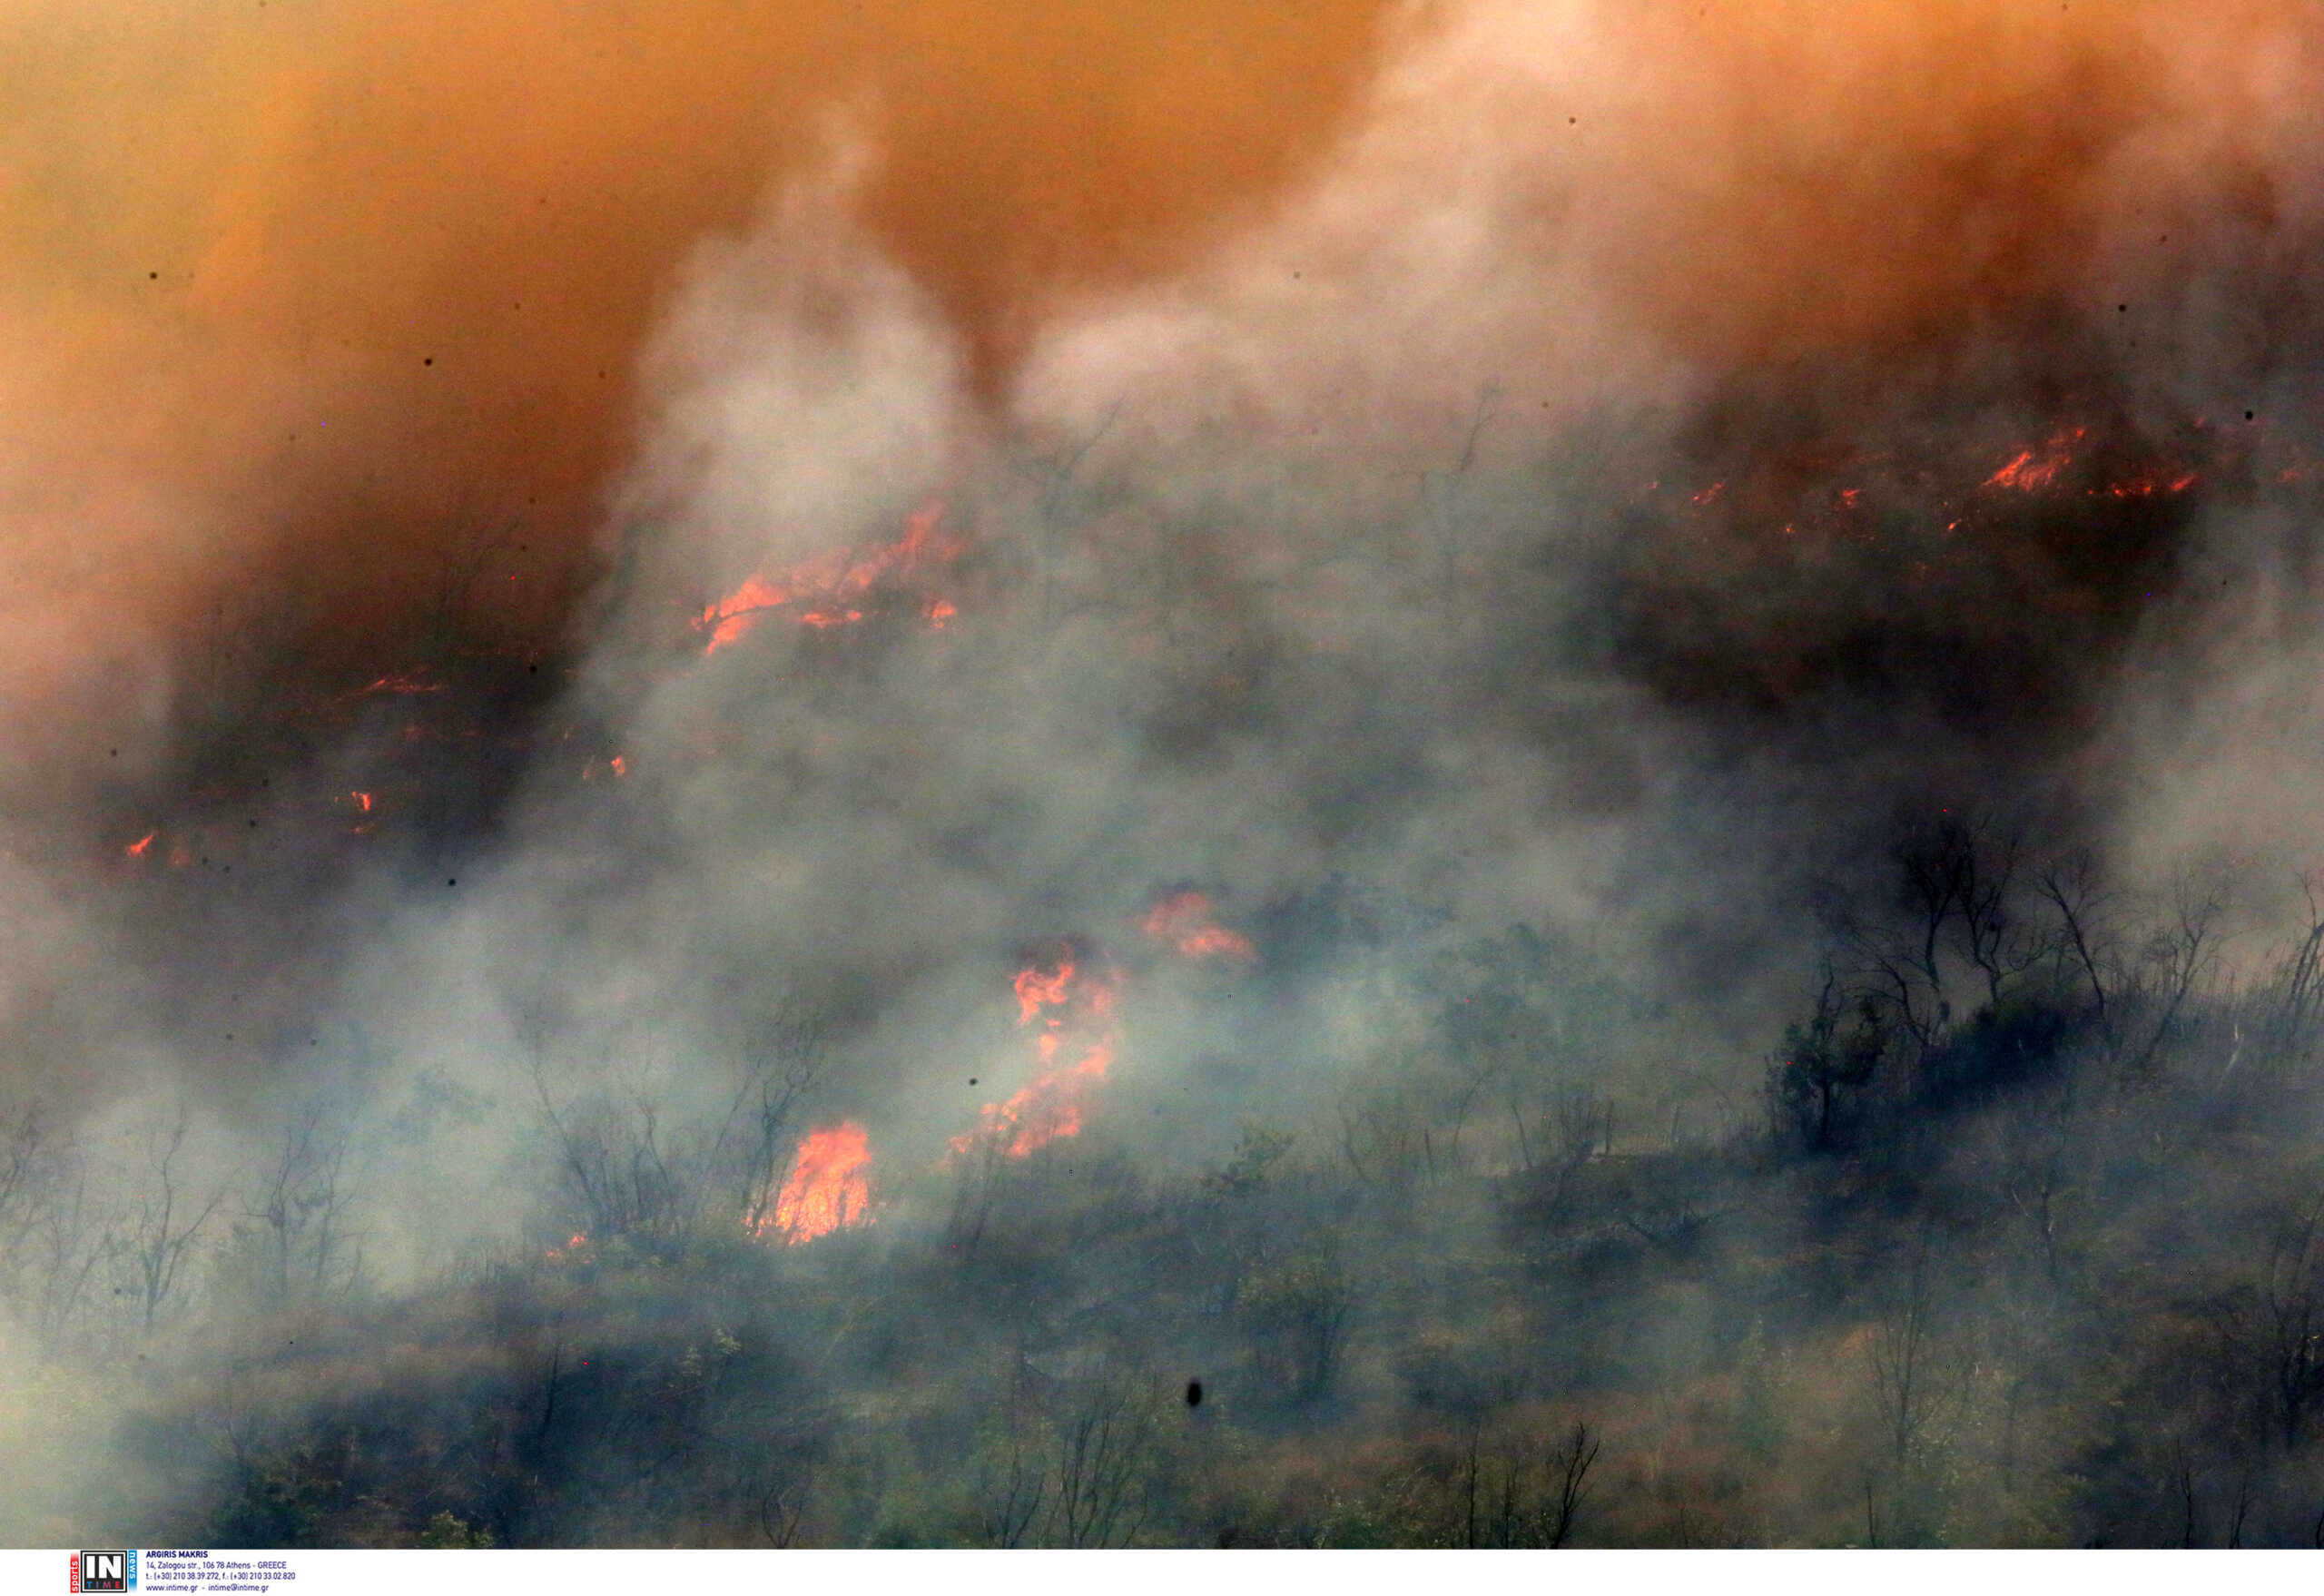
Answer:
xmin=758 ymin=1122 xmax=873 ymax=1245
xmin=699 ymin=501 xmax=963 ymax=654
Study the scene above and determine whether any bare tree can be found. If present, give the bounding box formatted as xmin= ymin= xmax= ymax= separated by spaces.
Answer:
xmin=2244 ymin=875 xmax=2324 ymax=1080
xmin=239 ymin=1100 xmax=362 ymax=1307
xmin=2122 ymin=870 xmax=2230 ymax=1079
xmin=1461 ymin=1417 xmax=1601 ymax=1548
xmin=719 ymin=1020 xmax=823 ymax=1238
xmin=1041 ymin=1369 xmax=1162 ymax=1549
xmin=1950 ymin=820 xmax=2040 ymax=1009
xmin=1824 ymin=823 xmax=1965 ymax=1073
xmin=0 ymin=1107 xmax=110 ymax=1354
xmin=1868 ymin=1229 xmax=1952 ymax=1468
xmin=2002 ymin=1069 xmax=2083 ymax=1287
xmin=1544 ymin=1419 xmax=1601 ymax=1548
xmin=123 ymin=1110 xmax=222 ymax=1333
xmin=2260 ymin=1186 xmax=2324 ymax=1451
xmin=0 ymin=1098 xmax=43 ymax=1236
xmin=980 ymin=1427 xmax=1047 ymax=1547
xmin=2034 ymin=848 xmax=2117 ymax=1034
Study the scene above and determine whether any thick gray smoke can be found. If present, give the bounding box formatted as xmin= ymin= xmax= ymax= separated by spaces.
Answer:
xmin=11 ymin=0 xmax=2324 ymax=1546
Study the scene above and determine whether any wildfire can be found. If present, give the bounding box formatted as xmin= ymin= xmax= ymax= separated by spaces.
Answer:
xmin=1013 ymin=959 xmax=1077 ymax=1022
xmin=352 ymin=791 xmax=373 ymax=813
xmin=1982 ymin=428 xmax=2086 ymax=492
xmin=756 ymin=1122 xmax=874 ymax=1245
xmin=546 ymin=1232 xmax=588 ymax=1262
xmin=2097 ymin=470 xmax=2201 ymax=499
xmin=959 ymin=957 xmax=1122 ymax=1160
xmin=1139 ymin=891 xmax=1256 ymax=961
xmin=124 ymin=831 xmax=155 ymax=859
xmin=702 ymin=575 xmax=788 ymax=653
xmin=356 ymin=668 xmax=445 ymax=696
xmin=699 ymin=500 xmax=963 ymax=654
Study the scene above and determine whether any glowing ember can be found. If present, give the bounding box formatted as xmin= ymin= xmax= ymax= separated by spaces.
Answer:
xmin=924 ymin=598 xmax=958 ymax=628
xmin=357 ymin=669 xmax=445 ymax=696
xmin=1139 ymin=891 xmax=1256 ymax=961
xmin=958 ymin=960 xmax=1122 ymax=1159
xmin=608 ymin=755 xmax=627 ymax=777
xmin=2097 ymin=470 xmax=2200 ymax=499
xmin=698 ymin=499 xmax=963 ymax=654
xmin=352 ymin=791 xmax=373 ymax=813
xmin=124 ymin=831 xmax=156 ymax=859
xmin=757 ymin=1122 xmax=873 ymax=1245
xmin=546 ymin=1232 xmax=588 ymax=1262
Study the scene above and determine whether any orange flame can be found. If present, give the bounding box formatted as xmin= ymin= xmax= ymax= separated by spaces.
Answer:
xmin=1983 ymin=428 xmax=2085 ymax=492
xmin=1139 ymin=891 xmax=1256 ymax=961
xmin=2097 ymin=470 xmax=2200 ymax=499
xmin=955 ymin=1039 xmax=1115 ymax=1158
xmin=701 ymin=574 xmax=789 ymax=654
xmin=1014 ymin=958 xmax=1076 ymax=1022
xmin=352 ymin=791 xmax=373 ymax=813
xmin=124 ymin=831 xmax=156 ymax=859
xmin=699 ymin=500 xmax=962 ymax=654
xmin=959 ymin=960 xmax=1122 ymax=1159
xmin=758 ymin=1122 xmax=873 ymax=1245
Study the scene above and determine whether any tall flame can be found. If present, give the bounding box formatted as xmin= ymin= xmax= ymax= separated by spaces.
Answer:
xmin=758 ymin=1122 xmax=874 ymax=1245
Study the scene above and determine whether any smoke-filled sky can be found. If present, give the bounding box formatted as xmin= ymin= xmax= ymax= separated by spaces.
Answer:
xmin=5 ymin=0 xmax=2315 ymax=699
xmin=9 ymin=0 xmax=2324 ymax=1283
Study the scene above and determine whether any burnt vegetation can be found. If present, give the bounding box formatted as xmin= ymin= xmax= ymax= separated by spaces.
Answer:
xmin=15 ymin=797 xmax=2324 ymax=1544
xmin=20 ymin=395 xmax=2324 ymax=1546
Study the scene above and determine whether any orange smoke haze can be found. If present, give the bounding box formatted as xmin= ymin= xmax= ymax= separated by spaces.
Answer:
xmin=0 ymin=0 xmax=1388 ymax=761
xmin=4 ymin=0 xmax=2320 ymax=771
xmin=1140 ymin=892 xmax=1255 ymax=961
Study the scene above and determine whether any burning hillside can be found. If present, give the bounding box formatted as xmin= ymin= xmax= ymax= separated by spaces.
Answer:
xmin=13 ymin=0 xmax=2324 ymax=1554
